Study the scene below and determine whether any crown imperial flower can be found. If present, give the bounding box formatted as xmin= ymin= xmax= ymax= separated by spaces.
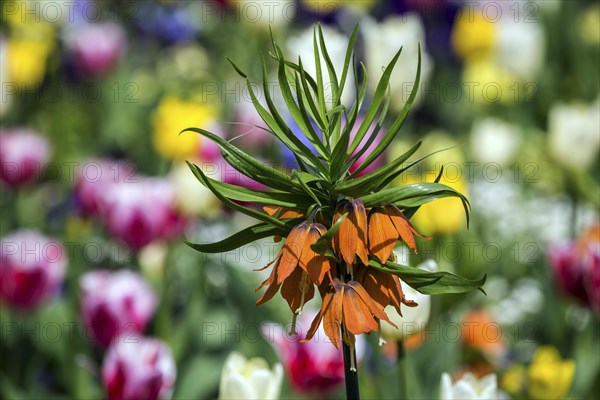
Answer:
xmin=183 ymin=23 xmax=485 ymax=395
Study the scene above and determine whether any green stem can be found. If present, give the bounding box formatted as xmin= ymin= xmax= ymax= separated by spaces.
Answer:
xmin=397 ymin=339 xmax=408 ymax=400
xmin=342 ymin=331 xmax=360 ymax=400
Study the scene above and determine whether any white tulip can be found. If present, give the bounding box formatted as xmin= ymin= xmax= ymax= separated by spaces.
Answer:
xmin=548 ymin=99 xmax=600 ymax=171
xmin=219 ymin=352 xmax=283 ymax=400
xmin=361 ymin=14 xmax=433 ymax=113
xmin=495 ymin=19 xmax=545 ymax=79
xmin=440 ymin=373 xmax=500 ymax=400
xmin=470 ymin=118 xmax=522 ymax=166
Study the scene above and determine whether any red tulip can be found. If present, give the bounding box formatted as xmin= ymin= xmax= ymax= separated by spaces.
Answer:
xmin=548 ymin=223 xmax=600 ymax=313
xmin=0 ymin=230 xmax=67 ymax=310
xmin=0 ymin=129 xmax=51 ymax=188
xmin=102 ymin=336 xmax=176 ymax=400
xmin=262 ymin=310 xmax=365 ymax=395
xmin=80 ymin=270 xmax=157 ymax=348
xmin=98 ymin=176 xmax=186 ymax=250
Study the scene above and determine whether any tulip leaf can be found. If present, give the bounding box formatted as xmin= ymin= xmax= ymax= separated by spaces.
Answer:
xmin=369 ymin=259 xmax=486 ymax=295
xmin=185 ymin=222 xmax=295 ymax=253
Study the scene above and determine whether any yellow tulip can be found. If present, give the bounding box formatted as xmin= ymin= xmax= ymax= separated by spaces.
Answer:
xmin=452 ymin=9 xmax=496 ymax=60
xmin=7 ymin=39 xmax=52 ymax=86
xmin=528 ymin=346 xmax=575 ymax=400
xmin=152 ymin=96 xmax=217 ymax=161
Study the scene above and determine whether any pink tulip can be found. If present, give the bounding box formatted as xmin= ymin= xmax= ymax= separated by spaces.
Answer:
xmin=0 ymin=129 xmax=51 ymax=188
xmin=548 ymin=223 xmax=600 ymax=313
xmin=98 ymin=176 xmax=186 ymax=250
xmin=262 ymin=310 xmax=365 ymax=395
xmin=66 ymin=22 xmax=125 ymax=77
xmin=102 ymin=336 xmax=176 ymax=400
xmin=75 ymin=159 xmax=136 ymax=216
xmin=0 ymin=230 xmax=67 ymax=310
xmin=80 ymin=270 xmax=157 ymax=348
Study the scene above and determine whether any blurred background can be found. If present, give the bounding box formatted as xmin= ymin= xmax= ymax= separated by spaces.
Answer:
xmin=0 ymin=0 xmax=599 ymax=399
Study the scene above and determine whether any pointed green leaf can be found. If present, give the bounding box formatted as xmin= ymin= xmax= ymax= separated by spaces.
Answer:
xmin=181 ymin=127 xmax=300 ymax=193
xmin=353 ymin=44 xmax=422 ymax=174
xmin=333 ymin=141 xmax=422 ymax=196
xmin=359 ymin=182 xmax=470 ymax=227
xmin=348 ymin=47 xmax=403 ymax=155
xmin=187 ymin=162 xmax=313 ymax=209
xmin=185 ymin=222 xmax=292 ymax=253
xmin=185 ymin=161 xmax=289 ymax=227
xmin=369 ymin=259 xmax=486 ymax=295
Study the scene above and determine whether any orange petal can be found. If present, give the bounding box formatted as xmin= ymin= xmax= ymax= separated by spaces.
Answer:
xmin=253 ymin=253 xmax=281 ymax=272
xmin=299 ymin=224 xmax=332 ymax=285
xmin=263 ymin=206 xmax=281 ymax=216
xmin=343 ymin=284 xmax=379 ymax=335
xmin=324 ymin=284 xmax=344 ymax=349
xmin=277 ymin=222 xmax=310 ymax=284
xmin=281 ymin=269 xmax=314 ymax=312
xmin=336 ymin=201 xmax=358 ymax=265
xmin=368 ymin=208 xmax=398 ymax=264
xmin=386 ymin=205 xmax=429 ymax=252
xmin=348 ymin=280 xmax=397 ymax=329
xmin=303 ymin=290 xmax=333 ymax=343
xmin=256 ymin=268 xmax=281 ymax=305
xmin=351 ymin=200 xmax=370 ymax=266
xmin=280 ymin=209 xmax=305 ymax=219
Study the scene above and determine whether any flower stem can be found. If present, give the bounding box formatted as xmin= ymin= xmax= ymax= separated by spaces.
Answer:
xmin=342 ymin=329 xmax=360 ymax=400
xmin=397 ymin=339 xmax=408 ymax=399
